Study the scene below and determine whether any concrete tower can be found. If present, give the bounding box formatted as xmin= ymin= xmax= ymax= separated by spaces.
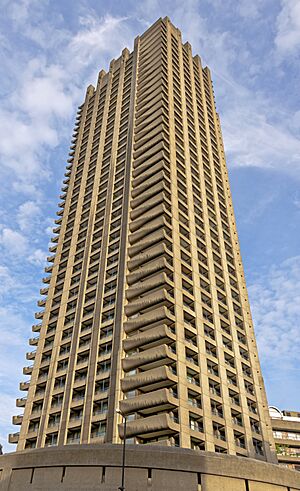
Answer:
xmin=11 ymin=17 xmax=276 ymax=463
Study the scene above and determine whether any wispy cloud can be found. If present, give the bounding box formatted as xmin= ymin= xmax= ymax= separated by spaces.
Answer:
xmin=275 ymin=0 xmax=300 ymax=55
xmin=249 ymin=256 xmax=300 ymax=367
xmin=0 ymin=228 xmax=28 ymax=256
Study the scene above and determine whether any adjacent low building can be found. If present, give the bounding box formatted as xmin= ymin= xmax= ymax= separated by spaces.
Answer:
xmin=270 ymin=406 xmax=300 ymax=471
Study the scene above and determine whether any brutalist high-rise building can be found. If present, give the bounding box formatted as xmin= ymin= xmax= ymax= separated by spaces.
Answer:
xmin=11 ymin=17 xmax=276 ymax=463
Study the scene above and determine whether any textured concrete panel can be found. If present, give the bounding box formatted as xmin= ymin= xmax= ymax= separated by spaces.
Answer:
xmin=32 ymin=467 xmax=63 ymax=489
xmin=202 ymin=474 xmax=246 ymax=491
xmin=118 ymin=468 xmax=148 ymax=491
xmin=249 ymin=482 xmax=288 ymax=491
xmin=9 ymin=468 xmax=32 ymax=491
xmin=152 ymin=469 xmax=198 ymax=491
xmin=63 ymin=466 xmax=102 ymax=488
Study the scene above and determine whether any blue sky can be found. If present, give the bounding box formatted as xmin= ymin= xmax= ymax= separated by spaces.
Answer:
xmin=0 ymin=0 xmax=299 ymax=452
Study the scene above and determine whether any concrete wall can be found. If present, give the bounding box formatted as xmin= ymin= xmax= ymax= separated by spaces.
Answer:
xmin=0 ymin=444 xmax=299 ymax=491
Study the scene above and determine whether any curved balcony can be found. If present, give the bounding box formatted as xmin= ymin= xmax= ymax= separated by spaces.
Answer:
xmin=37 ymin=299 xmax=46 ymax=308
xmin=32 ymin=323 xmax=42 ymax=332
xmin=121 ymin=365 xmax=177 ymax=393
xmin=126 ymin=272 xmax=171 ymax=301
xmin=29 ymin=336 xmax=39 ymax=346
xmin=35 ymin=311 xmax=44 ymax=320
xmin=131 ymin=169 xmax=166 ymax=199
xmin=127 ymin=242 xmax=168 ymax=271
xmin=120 ymin=388 xmax=178 ymax=416
xmin=125 ymin=287 xmax=173 ymax=318
xmin=52 ymin=225 xmax=61 ymax=234
xmin=128 ymin=228 xmax=168 ymax=258
xmin=119 ymin=412 xmax=179 ymax=439
xmin=8 ymin=432 xmax=20 ymax=444
xmin=40 ymin=287 xmax=49 ymax=295
xmin=16 ymin=397 xmax=27 ymax=408
xmin=123 ymin=324 xmax=175 ymax=352
xmin=133 ymin=159 xmax=169 ymax=189
xmin=129 ymin=203 xmax=167 ymax=234
xmin=47 ymin=254 xmax=56 ymax=263
xmin=127 ymin=256 xmax=171 ymax=286
xmin=130 ymin=192 xmax=166 ymax=221
xmin=131 ymin=179 xmax=167 ymax=209
xmin=122 ymin=344 xmax=176 ymax=372
xmin=124 ymin=305 xmax=174 ymax=334
xmin=133 ymin=143 xmax=166 ymax=178
xmin=23 ymin=365 xmax=33 ymax=375
xmin=12 ymin=414 xmax=23 ymax=425
xmin=129 ymin=215 xmax=170 ymax=246
xmin=26 ymin=350 xmax=36 ymax=361
xmin=19 ymin=381 xmax=30 ymax=391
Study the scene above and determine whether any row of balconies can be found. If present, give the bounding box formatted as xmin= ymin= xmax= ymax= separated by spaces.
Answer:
xmin=119 ymin=88 xmax=178 ymax=436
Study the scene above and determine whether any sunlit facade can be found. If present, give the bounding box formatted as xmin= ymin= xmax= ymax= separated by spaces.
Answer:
xmin=10 ymin=17 xmax=276 ymax=463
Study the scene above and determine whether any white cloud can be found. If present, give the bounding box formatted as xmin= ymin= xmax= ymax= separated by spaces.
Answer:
xmin=28 ymin=248 xmax=46 ymax=265
xmin=220 ymin=89 xmax=300 ymax=173
xmin=0 ymin=8 xmax=133 ymax=195
xmin=17 ymin=200 xmax=41 ymax=231
xmin=249 ymin=256 xmax=300 ymax=367
xmin=0 ymin=228 xmax=28 ymax=256
xmin=0 ymin=265 xmax=16 ymax=297
xmin=275 ymin=0 xmax=300 ymax=55
xmin=69 ymin=14 xmax=131 ymax=68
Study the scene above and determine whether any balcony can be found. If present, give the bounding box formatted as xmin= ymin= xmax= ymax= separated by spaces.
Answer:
xmin=26 ymin=350 xmax=36 ymax=361
xmin=123 ymin=324 xmax=175 ymax=352
xmin=119 ymin=387 xmax=178 ymax=416
xmin=127 ymin=242 xmax=168 ymax=272
xmin=16 ymin=397 xmax=27 ymax=408
xmin=32 ymin=323 xmax=42 ymax=332
xmin=12 ymin=414 xmax=23 ymax=425
xmin=124 ymin=305 xmax=174 ymax=334
xmin=8 ymin=432 xmax=20 ymax=444
xmin=42 ymin=276 xmax=51 ymax=284
xmin=23 ymin=365 xmax=33 ymax=375
xmin=19 ymin=381 xmax=30 ymax=391
xmin=130 ymin=192 xmax=166 ymax=222
xmin=122 ymin=344 xmax=176 ymax=373
xmin=119 ymin=412 xmax=179 ymax=439
xmin=40 ymin=287 xmax=49 ymax=296
xmin=131 ymin=169 xmax=166 ymax=200
xmin=121 ymin=365 xmax=177 ymax=393
xmin=29 ymin=336 xmax=39 ymax=346
xmin=35 ymin=311 xmax=44 ymax=320
xmin=129 ymin=203 xmax=168 ymax=234
xmin=127 ymin=256 xmax=171 ymax=286
xmin=131 ymin=179 xmax=167 ymax=209
xmin=126 ymin=272 xmax=171 ymax=301
xmin=125 ymin=288 xmax=173 ymax=318
xmin=37 ymin=299 xmax=46 ymax=308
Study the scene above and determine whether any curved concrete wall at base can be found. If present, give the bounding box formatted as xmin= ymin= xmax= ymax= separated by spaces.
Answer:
xmin=0 ymin=444 xmax=299 ymax=491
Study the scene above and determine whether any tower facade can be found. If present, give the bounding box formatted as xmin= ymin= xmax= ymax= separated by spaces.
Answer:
xmin=11 ymin=17 xmax=276 ymax=462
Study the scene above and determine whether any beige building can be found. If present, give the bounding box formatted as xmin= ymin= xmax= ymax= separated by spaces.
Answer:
xmin=270 ymin=406 xmax=300 ymax=471
xmin=10 ymin=17 xmax=276 ymax=463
